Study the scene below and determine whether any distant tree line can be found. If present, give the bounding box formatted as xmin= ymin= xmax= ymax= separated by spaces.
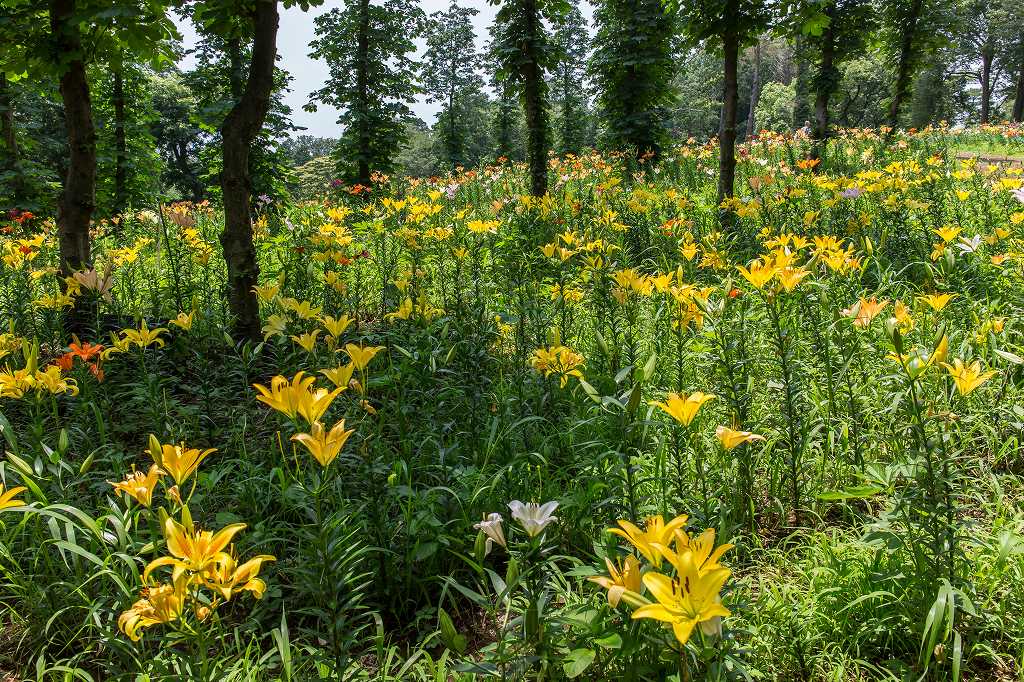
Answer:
xmin=1 ymin=0 xmax=1022 ymax=335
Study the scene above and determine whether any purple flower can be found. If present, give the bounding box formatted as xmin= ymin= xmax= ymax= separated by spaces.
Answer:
xmin=331 ymin=179 xmax=343 ymax=188
xmin=840 ymin=187 xmax=862 ymax=199
xmin=257 ymin=194 xmax=272 ymax=205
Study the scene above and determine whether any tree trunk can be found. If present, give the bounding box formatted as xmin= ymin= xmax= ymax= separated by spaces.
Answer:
xmin=219 ymin=0 xmax=279 ymax=340
xmin=1014 ymin=66 xmax=1024 ymax=123
xmin=886 ymin=0 xmax=923 ymax=131
xmin=746 ymin=39 xmax=761 ymax=140
xmin=979 ymin=48 xmax=993 ymax=124
xmin=448 ymin=77 xmax=458 ymax=168
xmin=812 ymin=18 xmax=836 ymax=160
xmin=113 ymin=68 xmax=128 ymax=214
xmin=51 ymin=0 xmax=96 ymax=281
xmin=354 ymin=0 xmax=371 ymax=185
xmin=521 ymin=0 xmax=548 ymax=197
xmin=718 ymin=30 xmax=739 ymax=209
xmin=227 ymin=37 xmax=245 ymax=101
xmin=0 ymin=72 xmax=24 ymax=205
xmin=793 ymin=34 xmax=812 ymax=129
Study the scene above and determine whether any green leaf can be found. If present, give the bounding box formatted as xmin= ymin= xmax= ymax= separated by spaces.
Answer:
xmin=562 ymin=648 xmax=595 ymax=678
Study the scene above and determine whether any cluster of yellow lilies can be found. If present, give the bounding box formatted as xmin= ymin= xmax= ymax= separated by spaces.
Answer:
xmin=111 ymin=437 xmax=272 ymax=641
xmin=252 ymin=343 xmax=383 ymax=468
xmin=591 ymin=514 xmax=732 ymax=646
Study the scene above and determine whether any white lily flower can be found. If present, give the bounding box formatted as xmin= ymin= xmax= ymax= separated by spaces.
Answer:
xmin=508 ymin=500 xmax=559 ymax=537
xmin=1012 ymin=187 xmax=1024 ymax=204
xmin=474 ymin=513 xmax=506 ymax=555
xmin=956 ymin=235 xmax=983 ymax=254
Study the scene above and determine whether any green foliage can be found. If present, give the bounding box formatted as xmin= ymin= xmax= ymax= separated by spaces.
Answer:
xmin=92 ymin=65 xmax=162 ymax=215
xmin=755 ymin=81 xmax=797 ymax=132
xmin=308 ymin=0 xmax=425 ymax=184
xmin=551 ymin=6 xmax=594 ymax=156
xmin=591 ymin=0 xmax=676 ymax=158
xmin=422 ymin=2 xmax=485 ymax=170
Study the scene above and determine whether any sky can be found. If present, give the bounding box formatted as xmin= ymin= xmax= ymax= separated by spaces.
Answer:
xmin=175 ymin=1 xmax=505 ymax=139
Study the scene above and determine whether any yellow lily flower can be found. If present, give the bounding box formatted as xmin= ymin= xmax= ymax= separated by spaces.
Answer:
xmin=148 ymin=436 xmax=217 ymax=486
xmin=658 ymin=527 xmax=733 ymax=576
xmin=169 ymin=311 xmax=194 ymax=331
xmin=110 ymin=464 xmax=164 ymax=507
xmin=631 ymin=554 xmax=731 ymax=646
xmin=736 ymin=259 xmax=777 ymax=289
xmin=467 ymin=219 xmax=499 ymax=234
xmin=201 ymin=551 xmax=275 ymax=601
xmin=291 ymin=419 xmax=355 ymax=468
xmin=33 ymin=365 xmax=78 ymax=396
xmin=917 ymin=293 xmax=956 ymax=312
xmin=529 ymin=345 xmax=585 ymax=387
xmin=0 ymin=484 xmax=27 ymax=511
xmin=933 ymin=226 xmax=962 ymax=243
xmin=118 ymin=574 xmax=188 ymax=641
xmin=252 ymin=282 xmax=281 ymax=303
xmin=776 ymin=266 xmax=810 ymax=292
xmin=715 ymin=425 xmax=765 ymax=450
xmin=386 ymin=297 xmax=413 ymax=321
xmin=262 ymin=313 xmax=288 ymax=341
xmin=589 ymin=554 xmax=643 ymax=608
xmin=290 ymin=329 xmax=321 ymax=353
xmin=320 ymin=364 xmax=355 ymax=392
xmin=120 ymin=319 xmax=168 ymax=350
xmin=609 ymin=514 xmax=689 ymax=567
xmin=344 ymin=343 xmax=385 ymax=371
xmin=941 ymin=358 xmax=997 ymax=396
xmin=144 ymin=517 xmax=247 ymax=583
xmin=253 ymin=371 xmax=318 ymax=421
xmin=320 ymin=314 xmax=353 ymax=338
xmin=650 ymin=392 xmax=715 ymax=426
xmin=282 ymin=298 xmax=321 ymax=320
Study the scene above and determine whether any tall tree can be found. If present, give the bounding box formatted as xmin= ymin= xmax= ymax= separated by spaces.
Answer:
xmin=550 ymin=5 xmax=592 ymax=155
xmin=422 ymin=2 xmax=484 ymax=169
xmin=989 ymin=0 xmax=1024 ymax=122
xmin=490 ymin=0 xmax=566 ymax=196
xmin=672 ymin=0 xmax=771 ymax=209
xmin=783 ymin=0 xmax=876 ymax=157
xmin=954 ymin=0 xmax=1001 ymax=123
xmin=309 ymin=0 xmax=423 ymax=185
xmin=192 ymin=0 xmax=320 ymax=340
xmin=592 ymin=0 xmax=676 ymax=159
xmin=149 ymin=70 xmax=206 ymax=200
xmin=880 ymin=0 xmax=948 ymax=130
xmin=485 ymin=38 xmax=524 ymax=162
xmin=1 ymin=0 xmax=174 ymax=307
xmin=745 ymin=39 xmax=761 ymax=139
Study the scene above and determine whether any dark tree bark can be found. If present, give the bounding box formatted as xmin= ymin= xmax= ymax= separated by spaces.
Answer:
xmin=812 ymin=16 xmax=836 ymax=160
xmin=219 ymin=0 xmax=279 ymax=340
xmin=354 ymin=0 xmax=372 ymax=185
xmin=521 ymin=0 xmax=548 ymax=197
xmin=113 ymin=68 xmax=128 ymax=214
xmin=793 ymin=34 xmax=812 ymax=128
xmin=0 ymin=72 xmax=24 ymax=204
xmin=718 ymin=31 xmax=739 ymax=209
xmin=1014 ymin=66 xmax=1024 ymax=123
xmin=979 ymin=48 xmax=993 ymax=124
xmin=51 ymin=0 xmax=96 ymax=280
xmin=746 ymin=40 xmax=761 ymax=140
xmin=495 ymin=88 xmax=517 ymax=160
xmin=886 ymin=0 xmax=923 ymax=131
xmin=227 ymin=37 xmax=245 ymax=101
